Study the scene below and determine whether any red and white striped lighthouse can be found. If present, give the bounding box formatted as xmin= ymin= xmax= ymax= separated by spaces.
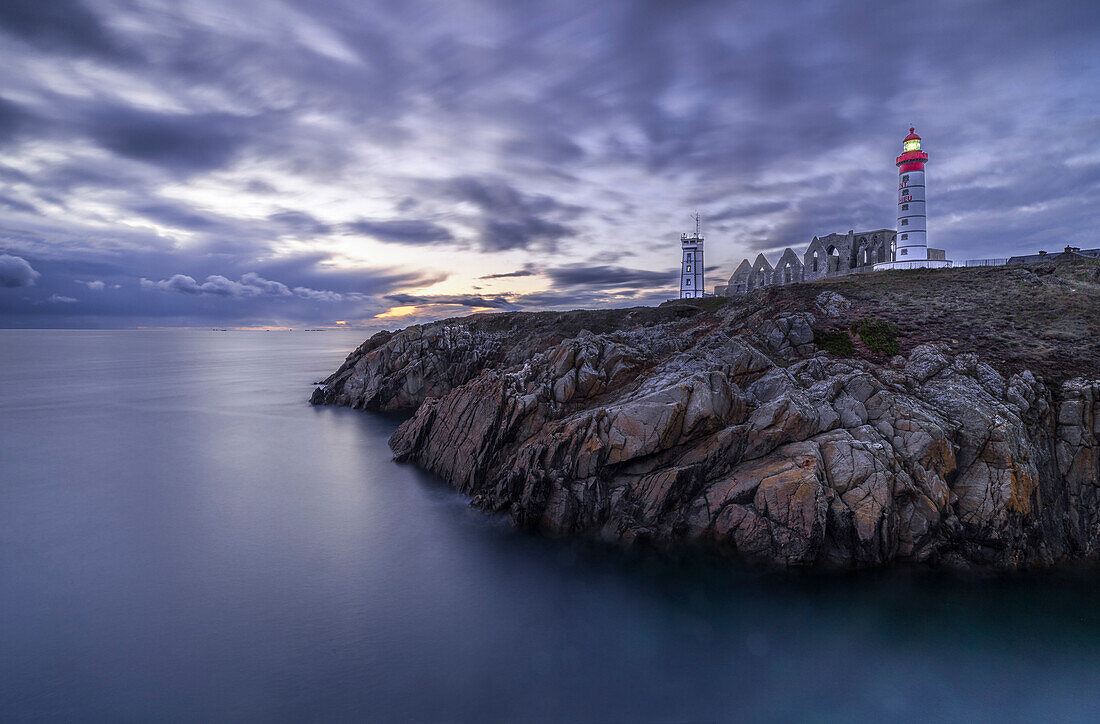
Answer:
xmin=895 ymin=127 xmax=928 ymax=261
xmin=875 ymin=127 xmax=950 ymax=270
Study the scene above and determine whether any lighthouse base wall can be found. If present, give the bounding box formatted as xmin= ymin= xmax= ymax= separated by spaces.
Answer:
xmin=873 ymin=259 xmax=952 ymax=271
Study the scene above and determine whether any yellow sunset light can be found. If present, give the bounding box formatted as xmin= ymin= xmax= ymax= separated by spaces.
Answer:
xmin=374 ymin=306 xmax=418 ymax=319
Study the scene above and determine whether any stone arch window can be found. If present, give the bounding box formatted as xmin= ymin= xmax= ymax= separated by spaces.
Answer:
xmin=784 ymin=265 xmax=792 ymax=283
xmin=812 ymin=251 xmax=819 ymax=272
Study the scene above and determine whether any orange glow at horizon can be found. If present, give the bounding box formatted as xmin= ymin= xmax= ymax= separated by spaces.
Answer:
xmin=374 ymin=306 xmax=418 ymax=319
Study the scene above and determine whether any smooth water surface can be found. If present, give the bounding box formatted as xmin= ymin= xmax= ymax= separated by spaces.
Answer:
xmin=3 ymin=330 xmax=1100 ymax=721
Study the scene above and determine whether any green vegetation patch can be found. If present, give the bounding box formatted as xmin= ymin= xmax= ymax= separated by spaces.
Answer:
xmin=857 ymin=319 xmax=900 ymax=355
xmin=814 ymin=328 xmax=854 ymax=357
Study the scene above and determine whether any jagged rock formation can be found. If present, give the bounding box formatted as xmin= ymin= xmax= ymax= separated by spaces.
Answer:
xmin=313 ymin=280 xmax=1100 ymax=570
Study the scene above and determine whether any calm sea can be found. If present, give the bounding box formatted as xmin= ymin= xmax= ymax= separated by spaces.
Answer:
xmin=2 ymin=330 xmax=1100 ymax=721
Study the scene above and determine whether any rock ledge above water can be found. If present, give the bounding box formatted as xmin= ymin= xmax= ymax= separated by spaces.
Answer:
xmin=313 ymin=292 xmax=1100 ymax=570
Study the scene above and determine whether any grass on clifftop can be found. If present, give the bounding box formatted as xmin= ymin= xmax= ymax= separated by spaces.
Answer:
xmin=814 ymin=328 xmax=854 ymax=357
xmin=745 ymin=256 xmax=1100 ymax=385
xmin=857 ymin=319 xmax=900 ymax=356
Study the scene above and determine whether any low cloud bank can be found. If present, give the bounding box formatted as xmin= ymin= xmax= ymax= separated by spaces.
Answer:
xmin=140 ymin=272 xmax=364 ymax=303
xmin=0 ymin=255 xmax=40 ymax=288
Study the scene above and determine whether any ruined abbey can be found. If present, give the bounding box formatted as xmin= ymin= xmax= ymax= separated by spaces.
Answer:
xmin=709 ymin=128 xmax=949 ymax=297
xmin=713 ymin=229 xmax=948 ymax=296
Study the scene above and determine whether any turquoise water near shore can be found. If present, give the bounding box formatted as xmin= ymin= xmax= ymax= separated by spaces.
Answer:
xmin=3 ymin=330 xmax=1100 ymax=721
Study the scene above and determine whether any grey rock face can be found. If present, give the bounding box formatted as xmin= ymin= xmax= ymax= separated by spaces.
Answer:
xmin=313 ymin=305 xmax=1100 ymax=570
xmin=309 ymin=325 xmax=501 ymax=410
xmin=815 ymin=291 xmax=852 ymax=319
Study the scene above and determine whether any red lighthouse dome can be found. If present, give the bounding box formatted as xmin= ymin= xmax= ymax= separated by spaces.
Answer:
xmin=896 ymin=126 xmax=928 ymax=172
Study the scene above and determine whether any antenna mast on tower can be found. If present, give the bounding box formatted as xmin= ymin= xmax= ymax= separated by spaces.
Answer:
xmin=691 ymin=210 xmax=701 ymax=239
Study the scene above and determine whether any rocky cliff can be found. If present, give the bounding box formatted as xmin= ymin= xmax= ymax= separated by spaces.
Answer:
xmin=312 ymin=262 xmax=1100 ymax=569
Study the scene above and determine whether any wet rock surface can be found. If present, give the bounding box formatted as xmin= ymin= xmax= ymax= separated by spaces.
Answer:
xmin=313 ymin=300 xmax=1100 ymax=570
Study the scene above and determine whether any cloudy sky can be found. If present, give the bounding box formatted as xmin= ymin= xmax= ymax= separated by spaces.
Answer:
xmin=0 ymin=0 xmax=1097 ymax=329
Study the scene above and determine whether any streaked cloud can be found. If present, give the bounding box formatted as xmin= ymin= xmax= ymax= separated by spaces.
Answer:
xmin=344 ymin=219 xmax=454 ymax=245
xmin=0 ymin=0 xmax=1095 ymax=329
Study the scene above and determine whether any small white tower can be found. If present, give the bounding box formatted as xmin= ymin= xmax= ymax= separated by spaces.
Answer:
xmin=679 ymin=213 xmax=704 ymax=299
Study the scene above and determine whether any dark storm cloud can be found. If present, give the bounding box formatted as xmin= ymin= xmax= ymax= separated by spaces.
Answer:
xmin=0 ymin=254 xmax=40 ymax=287
xmin=131 ymin=202 xmax=234 ymax=233
xmin=85 ymin=108 xmax=256 ymax=174
xmin=0 ymin=194 xmax=37 ymax=214
xmin=479 ymin=267 xmax=536 ymax=280
xmin=433 ymin=176 xmax=581 ymax=252
xmin=235 ymin=253 xmax=448 ymax=297
xmin=502 ymin=133 xmax=585 ymax=165
xmin=385 ymin=293 xmax=516 ymax=309
xmin=513 ymin=287 xmax=669 ymax=311
xmin=483 ymin=218 xmax=571 ymax=252
xmin=0 ymin=98 xmax=34 ymax=145
xmin=0 ymin=0 xmax=123 ymax=58
xmin=736 ymin=174 xmax=895 ymax=253
xmin=707 ymin=201 xmax=792 ymax=224
xmin=441 ymin=176 xmax=578 ymax=220
xmin=268 ymin=211 xmax=331 ymax=236
xmin=546 ymin=264 xmax=675 ymax=288
xmin=344 ymin=219 xmax=454 ymax=245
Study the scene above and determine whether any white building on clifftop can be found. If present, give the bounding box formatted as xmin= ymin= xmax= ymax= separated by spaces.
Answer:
xmin=679 ymin=214 xmax=704 ymax=298
xmin=875 ymin=127 xmax=951 ymax=271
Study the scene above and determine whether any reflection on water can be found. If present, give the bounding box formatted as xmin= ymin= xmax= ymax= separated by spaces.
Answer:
xmin=1 ymin=330 xmax=1099 ymax=721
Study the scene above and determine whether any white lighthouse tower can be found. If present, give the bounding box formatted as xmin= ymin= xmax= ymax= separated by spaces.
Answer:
xmin=679 ymin=213 xmax=704 ymax=298
xmin=896 ymin=127 xmax=928 ymax=260
xmin=876 ymin=127 xmax=950 ymax=270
